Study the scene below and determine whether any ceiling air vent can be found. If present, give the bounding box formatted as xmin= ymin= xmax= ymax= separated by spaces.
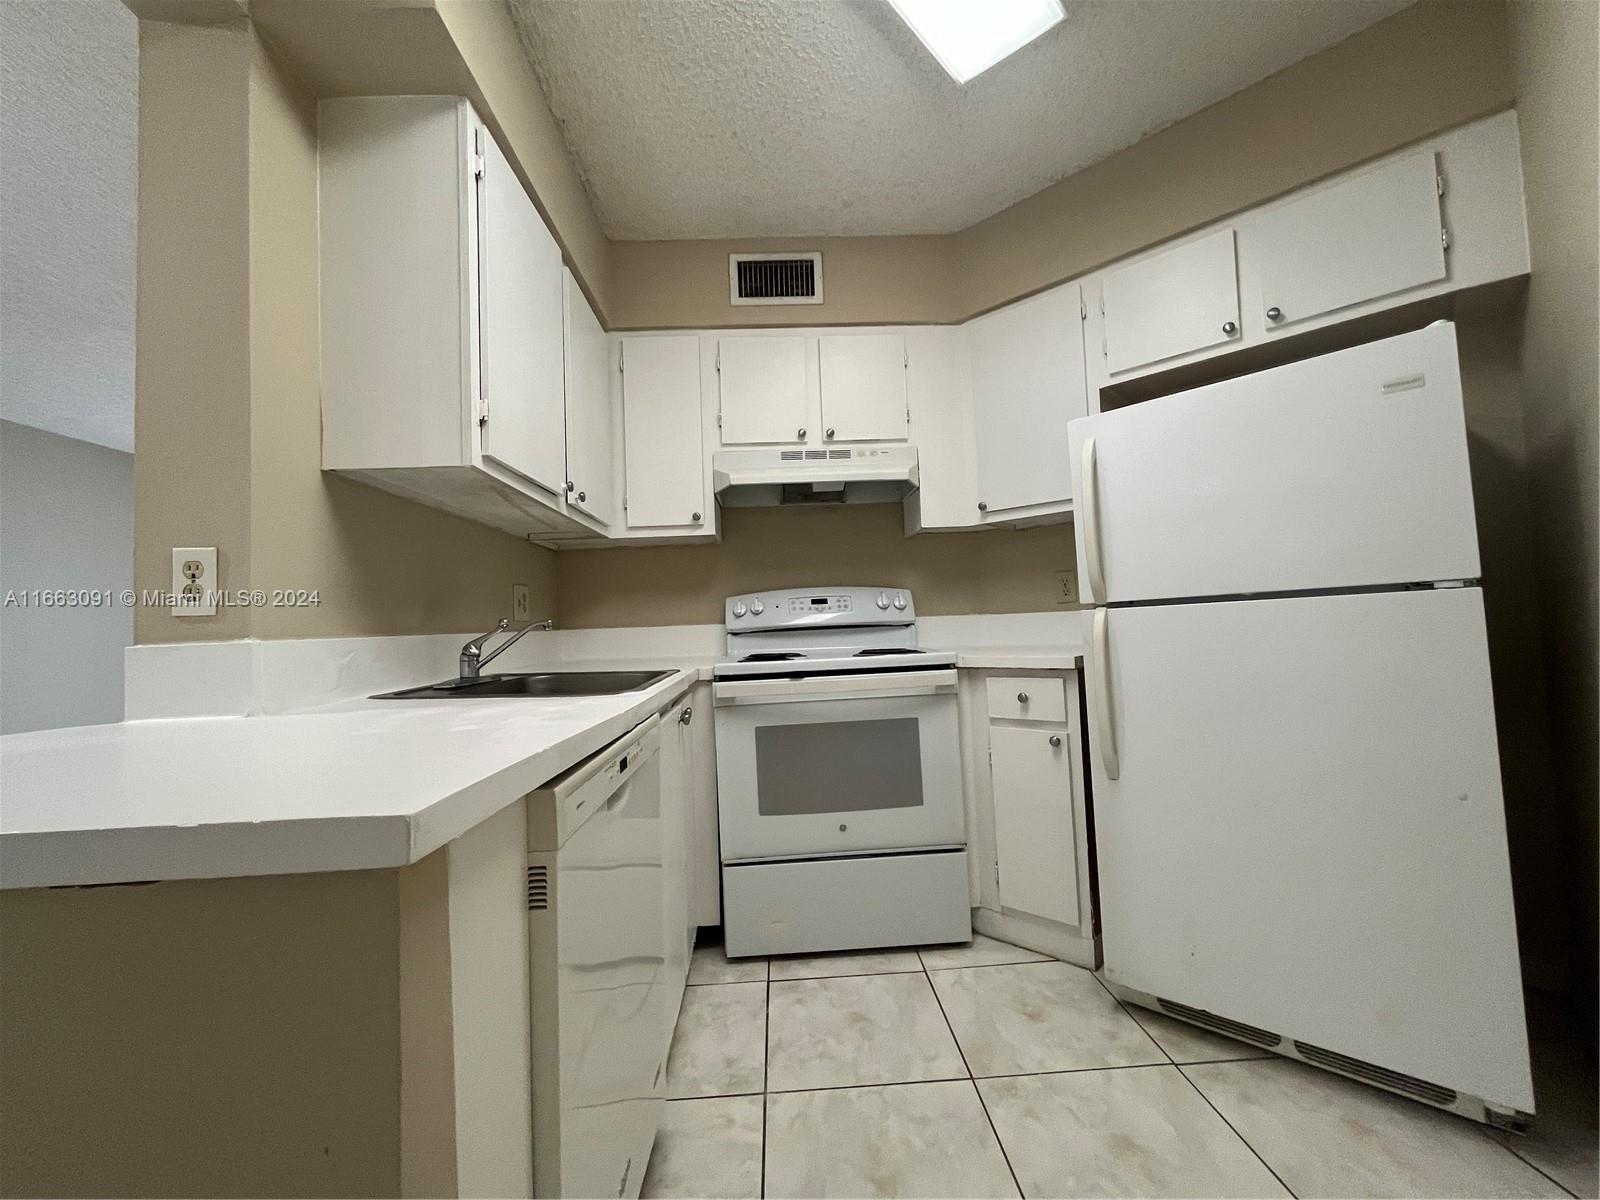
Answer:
xmin=730 ymin=252 xmax=823 ymax=307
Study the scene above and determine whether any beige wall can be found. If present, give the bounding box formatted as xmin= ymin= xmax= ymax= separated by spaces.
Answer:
xmin=607 ymin=235 xmax=959 ymax=330
xmin=0 ymin=871 xmax=403 ymax=1198
xmin=1506 ymin=0 xmax=1600 ymax=1030
xmin=605 ymin=0 xmax=1516 ymax=329
xmin=556 ymin=505 xmax=1077 ymax=629
xmin=133 ymin=17 xmax=555 ymax=645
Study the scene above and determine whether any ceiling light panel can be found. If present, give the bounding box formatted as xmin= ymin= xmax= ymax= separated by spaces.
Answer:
xmin=888 ymin=0 xmax=1065 ymax=84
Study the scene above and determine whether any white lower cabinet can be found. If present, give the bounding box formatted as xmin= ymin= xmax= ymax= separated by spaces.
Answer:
xmin=963 ymin=669 xmax=1095 ymax=966
xmin=660 ymin=694 xmax=695 ymax=1030
xmin=990 ymin=726 xmax=1080 ymax=928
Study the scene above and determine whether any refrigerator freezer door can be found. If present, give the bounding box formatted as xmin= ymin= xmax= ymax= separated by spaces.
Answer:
xmin=1087 ymin=587 xmax=1532 ymax=1113
xmin=1069 ymin=323 xmax=1480 ymax=605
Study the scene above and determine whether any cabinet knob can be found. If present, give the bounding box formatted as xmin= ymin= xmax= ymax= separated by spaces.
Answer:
xmin=1049 ymin=734 xmax=1062 ymax=749
xmin=565 ymin=480 xmax=574 ymax=492
xmin=1017 ymin=692 xmax=1030 ymax=704
xmin=1266 ymin=306 xmax=1284 ymax=322
xmin=797 ymin=427 xmax=807 ymax=440
xmin=691 ymin=512 xmax=702 ymax=523
xmin=1222 ymin=320 xmax=1238 ymax=336
xmin=977 ymin=501 xmax=988 ymax=512
xmin=576 ymin=491 xmax=586 ymax=502
xmin=679 ymin=706 xmax=693 ymax=725
xmin=825 ymin=427 xmax=836 ymax=440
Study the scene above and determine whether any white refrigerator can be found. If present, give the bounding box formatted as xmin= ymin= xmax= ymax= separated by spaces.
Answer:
xmin=1068 ymin=322 xmax=1533 ymax=1126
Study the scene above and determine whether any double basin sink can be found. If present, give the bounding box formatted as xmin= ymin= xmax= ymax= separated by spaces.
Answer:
xmin=374 ymin=670 xmax=673 ymax=700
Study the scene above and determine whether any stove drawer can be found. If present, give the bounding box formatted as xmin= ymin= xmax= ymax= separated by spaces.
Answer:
xmin=722 ymin=850 xmax=971 ymax=957
xmin=986 ymin=676 xmax=1067 ymax=723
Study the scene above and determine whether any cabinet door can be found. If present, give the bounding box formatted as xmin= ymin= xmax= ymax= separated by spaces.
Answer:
xmin=819 ymin=334 xmax=908 ymax=442
xmin=562 ymin=269 xmax=614 ymax=526
xmin=1255 ymin=150 xmax=1446 ymax=330
xmin=970 ymin=283 xmax=1087 ymax=516
xmin=660 ymin=701 xmax=692 ymax=1032
xmin=717 ymin=336 xmax=809 ymax=445
xmin=685 ymin=685 xmax=721 ymax=928
xmin=621 ymin=336 xmax=707 ymax=530
xmin=990 ymin=725 xmax=1080 ymax=927
xmin=477 ymin=127 xmax=566 ymax=494
xmin=1102 ymin=228 xmax=1239 ymax=376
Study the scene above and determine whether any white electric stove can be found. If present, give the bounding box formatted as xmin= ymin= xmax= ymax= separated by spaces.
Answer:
xmin=711 ymin=587 xmax=971 ymax=958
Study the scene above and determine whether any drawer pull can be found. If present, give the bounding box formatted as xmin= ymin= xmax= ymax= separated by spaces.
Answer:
xmin=1049 ymin=734 xmax=1062 ymax=749
xmin=1017 ymin=692 xmax=1029 ymax=704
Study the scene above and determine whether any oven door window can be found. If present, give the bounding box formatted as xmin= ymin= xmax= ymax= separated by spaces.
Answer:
xmin=755 ymin=717 xmax=924 ymax=816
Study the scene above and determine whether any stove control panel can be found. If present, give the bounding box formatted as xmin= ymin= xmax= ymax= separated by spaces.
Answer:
xmin=724 ymin=587 xmax=915 ymax=628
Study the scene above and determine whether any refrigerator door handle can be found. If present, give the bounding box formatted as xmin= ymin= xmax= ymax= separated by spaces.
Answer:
xmin=1092 ymin=608 xmax=1120 ymax=780
xmin=1081 ymin=437 xmax=1106 ymax=603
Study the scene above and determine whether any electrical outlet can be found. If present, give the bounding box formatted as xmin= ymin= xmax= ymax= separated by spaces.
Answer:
xmin=512 ymin=584 xmax=531 ymax=622
xmin=172 ymin=547 xmax=218 ymax=616
xmin=1054 ymin=567 xmax=1078 ymax=607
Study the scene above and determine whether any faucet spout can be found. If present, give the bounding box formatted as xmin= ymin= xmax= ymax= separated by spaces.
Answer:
xmin=459 ymin=618 xmax=553 ymax=680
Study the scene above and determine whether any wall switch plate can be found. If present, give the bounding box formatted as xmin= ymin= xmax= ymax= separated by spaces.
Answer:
xmin=172 ymin=547 xmax=218 ymax=616
xmin=512 ymin=584 xmax=531 ymax=622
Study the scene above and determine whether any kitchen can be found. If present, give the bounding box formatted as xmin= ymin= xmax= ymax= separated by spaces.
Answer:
xmin=0 ymin=1 xmax=1595 ymax=1198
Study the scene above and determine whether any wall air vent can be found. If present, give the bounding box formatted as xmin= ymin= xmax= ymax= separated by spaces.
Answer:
xmin=730 ymin=252 xmax=823 ymax=306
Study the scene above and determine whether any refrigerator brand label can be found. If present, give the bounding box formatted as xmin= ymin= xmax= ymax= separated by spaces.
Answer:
xmin=1381 ymin=373 xmax=1427 ymax=395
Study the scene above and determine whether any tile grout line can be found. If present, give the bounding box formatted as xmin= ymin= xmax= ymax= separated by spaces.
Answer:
xmin=1480 ymin=1130 xmax=1579 ymax=1199
xmin=921 ymin=951 xmax=1027 ymax=1199
xmin=760 ymin=954 xmax=770 ymax=1200
xmin=1171 ymin=1061 xmax=1300 ymax=1200
xmin=1088 ymin=971 xmax=1299 ymax=1200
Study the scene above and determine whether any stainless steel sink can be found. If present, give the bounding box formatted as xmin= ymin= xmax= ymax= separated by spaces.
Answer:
xmin=373 ymin=670 xmax=673 ymax=700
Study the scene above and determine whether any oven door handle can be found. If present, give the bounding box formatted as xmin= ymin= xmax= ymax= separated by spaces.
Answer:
xmin=713 ymin=669 xmax=958 ymax=706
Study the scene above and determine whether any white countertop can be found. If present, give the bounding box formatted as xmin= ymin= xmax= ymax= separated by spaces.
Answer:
xmin=2 ymin=614 xmax=1082 ymax=890
xmin=0 ymin=668 xmax=697 ymax=890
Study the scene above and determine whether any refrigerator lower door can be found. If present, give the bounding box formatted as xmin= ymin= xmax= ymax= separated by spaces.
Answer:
xmin=1068 ymin=322 xmax=1481 ymax=605
xmin=1087 ymin=587 xmax=1532 ymax=1117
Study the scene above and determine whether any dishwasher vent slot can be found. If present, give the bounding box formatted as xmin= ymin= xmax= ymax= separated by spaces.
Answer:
xmin=1158 ymin=998 xmax=1282 ymax=1048
xmin=1293 ymin=1039 xmax=1458 ymax=1107
xmin=526 ymin=864 xmax=550 ymax=911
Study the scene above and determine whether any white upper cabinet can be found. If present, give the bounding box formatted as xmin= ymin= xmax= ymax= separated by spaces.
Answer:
xmin=621 ymin=335 xmax=708 ymax=531
xmin=1101 ymin=228 xmax=1240 ymax=376
xmin=818 ymin=334 xmax=908 ymax=442
xmin=478 ymin=128 xmax=566 ymax=495
xmin=562 ymin=269 xmax=614 ymax=526
xmin=318 ymin=96 xmax=593 ymax=542
xmin=717 ymin=336 xmax=809 ymax=445
xmin=969 ymin=283 xmax=1088 ymax=518
xmin=1253 ymin=150 xmax=1446 ymax=331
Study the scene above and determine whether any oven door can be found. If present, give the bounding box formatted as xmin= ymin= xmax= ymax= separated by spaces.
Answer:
xmin=712 ymin=669 xmax=964 ymax=862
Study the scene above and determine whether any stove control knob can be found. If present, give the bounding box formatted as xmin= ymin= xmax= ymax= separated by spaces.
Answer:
xmin=750 ymin=597 xmax=765 ymax=616
xmin=732 ymin=601 xmax=748 ymax=619
xmin=892 ymin=592 xmax=907 ymax=611
xmin=876 ymin=592 xmax=891 ymax=610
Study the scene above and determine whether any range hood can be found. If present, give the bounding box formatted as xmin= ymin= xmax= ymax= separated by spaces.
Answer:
xmin=713 ymin=445 xmax=920 ymax=507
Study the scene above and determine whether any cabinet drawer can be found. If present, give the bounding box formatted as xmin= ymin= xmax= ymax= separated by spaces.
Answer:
xmin=986 ymin=677 xmax=1067 ymax=723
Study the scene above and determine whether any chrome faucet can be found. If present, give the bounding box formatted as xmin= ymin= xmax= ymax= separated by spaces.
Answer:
xmin=459 ymin=618 xmax=553 ymax=680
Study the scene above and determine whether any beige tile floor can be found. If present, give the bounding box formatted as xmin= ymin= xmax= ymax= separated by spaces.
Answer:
xmin=644 ymin=935 xmax=1598 ymax=1199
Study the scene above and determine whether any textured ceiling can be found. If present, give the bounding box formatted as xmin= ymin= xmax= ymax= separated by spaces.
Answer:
xmin=510 ymin=0 xmax=1414 ymax=239
xmin=1 ymin=0 xmax=137 ymax=452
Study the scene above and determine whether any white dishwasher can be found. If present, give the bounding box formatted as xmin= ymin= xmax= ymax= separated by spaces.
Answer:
xmin=527 ymin=715 xmax=665 ymax=1200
